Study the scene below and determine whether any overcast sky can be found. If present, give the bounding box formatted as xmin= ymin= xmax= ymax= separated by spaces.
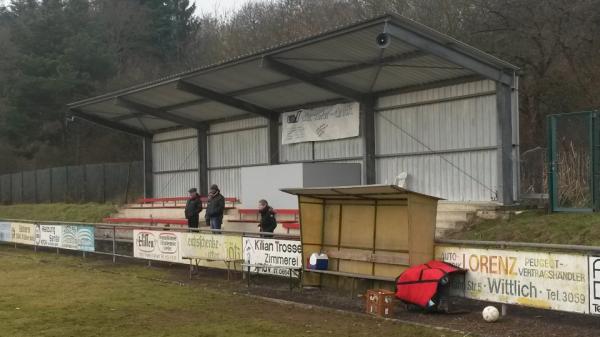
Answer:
xmin=193 ymin=0 xmax=263 ymax=17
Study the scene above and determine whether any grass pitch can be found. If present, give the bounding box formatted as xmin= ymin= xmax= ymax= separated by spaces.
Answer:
xmin=0 ymin=246 xmax=457 ymax=337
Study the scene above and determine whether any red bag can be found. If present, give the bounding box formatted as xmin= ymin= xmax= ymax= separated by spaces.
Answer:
xmin=395 ymin=260 xmax=464 ymax=308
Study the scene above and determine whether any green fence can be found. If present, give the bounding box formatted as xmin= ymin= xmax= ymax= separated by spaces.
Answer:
xmin=548 ymin=111 xmax=600 ymax=212
xmin=0 ymin=161 xmax=143 ymax=205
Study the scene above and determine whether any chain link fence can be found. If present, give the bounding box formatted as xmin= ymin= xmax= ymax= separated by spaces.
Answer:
xmin=0 ymin=161 xmax=143 ymax=205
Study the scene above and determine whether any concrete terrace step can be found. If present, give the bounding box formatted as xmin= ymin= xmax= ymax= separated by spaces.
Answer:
xmin=435 ymin=220 xmax=467 ymax=230
xmin=437 ymin=201 xmax=502 ymax=212
xmin=435 ymin=227 xmax=454 ymax=239
xmin=436 ymin=210 xmax=475 ymax=223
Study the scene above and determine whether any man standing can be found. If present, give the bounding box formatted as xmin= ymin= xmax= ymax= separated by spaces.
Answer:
xmin=205 ymin=184 xmax=225 ymax=231
xmin=258 ymin=199 xmax=277 ymax=238
xmin=185 ymin=188 xmax=202 ymax=229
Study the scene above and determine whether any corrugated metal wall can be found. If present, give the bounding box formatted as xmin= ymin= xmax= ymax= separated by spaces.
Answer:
xmin=153 ymin=128 xmax=199 ymax=197
xmin=209 ymin=168 xmax=242 ymax=199
xmin=375 ymin=80 xmax=499 ymax=201
xmin=279 ymin=128 xmax=363 ymax=163
xmin=151 ymin=80 xmax=511 ymax=201
xmin=207 ymin=117 xmax=269 ymax=198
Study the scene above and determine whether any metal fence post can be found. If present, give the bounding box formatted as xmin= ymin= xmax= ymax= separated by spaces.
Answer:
xmin=49 ymin=168 xmax=53 ymax=203
xmin=112 ymin=226 xmax=116 ymax=263
xmin=33 ymin=225 xmax=36 ymax=253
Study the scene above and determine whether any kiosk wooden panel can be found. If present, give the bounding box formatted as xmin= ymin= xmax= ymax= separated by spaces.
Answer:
xmin=284 ymin=185 xmax=441 ymax=289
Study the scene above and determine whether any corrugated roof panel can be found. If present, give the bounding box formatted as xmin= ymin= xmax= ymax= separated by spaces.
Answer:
xmin=125 ymin=82 xmax=199 ymax=108
xmin=186 ymin=59 xmax=290 ymax=93
xmin=210 ymin=116 xmax=268 ymax=133
xmin=238 ymin=82 xmax=341 ymax=110
xmin=81 ymin=100 xmax=130 ymax=117
xmin=80 ymin=108 xmax=125 ymax=121
xmin=276 ymin=26 xmax=419 ymax=74
xmin=127 ymin=116 xmax=178 ymax=130
xmin=171 ymin=101 xmax=250 ymax=121
xmin=154 ymin=128 xmax=197 ymax=141
xmin=371 ymin=66 xmax=474 ymax=92
xmin=327 ymin=54 xmax=477 ymax=93
xmin=67 ymin=14 xmax=518 ymax=134
xmin=277 ymin=25 xmax=377 ymax=72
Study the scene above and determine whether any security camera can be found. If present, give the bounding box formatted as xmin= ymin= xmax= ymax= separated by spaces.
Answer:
xmin=376 ymin=32 xmax=391 ymax=49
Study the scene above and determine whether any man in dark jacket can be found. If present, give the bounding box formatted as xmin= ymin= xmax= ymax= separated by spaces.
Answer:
xmin=185 ymin=188 xmax=202 ymax=229
xmin=258 ymin=199 xmax=277 ymax=237
xmin=205 ymin=184 xmax=225 ymax=231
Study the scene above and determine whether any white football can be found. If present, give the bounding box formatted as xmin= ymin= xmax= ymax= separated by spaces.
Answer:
xmin=482 ymin=306 xmax=500 ymax=322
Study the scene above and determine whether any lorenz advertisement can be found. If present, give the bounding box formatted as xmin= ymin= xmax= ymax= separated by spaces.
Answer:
xmin=436 ymin=245 xmax=591 ymax=314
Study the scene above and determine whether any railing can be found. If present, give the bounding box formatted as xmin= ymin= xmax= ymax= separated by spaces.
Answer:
xmin=0 ymin=219 xmax=300 ymax=267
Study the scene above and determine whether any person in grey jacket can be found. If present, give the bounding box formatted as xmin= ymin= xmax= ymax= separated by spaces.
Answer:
xmin=205 ymin=184 xmax=225 ymax=231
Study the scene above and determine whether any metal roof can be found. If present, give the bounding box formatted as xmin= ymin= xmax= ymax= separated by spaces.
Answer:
xmin=67 ymin=13 xmax=518 ymax=137
xmin=280 ymin=184 xmax=443 ymax=200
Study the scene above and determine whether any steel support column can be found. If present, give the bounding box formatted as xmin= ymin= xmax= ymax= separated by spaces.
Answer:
xmin=361 ymin=97 xmax=376 ymax=184
xmin=268 ymin=118 xmax=279 ymax=165
xmin=496 ymin=82 xmax=514 ymax=204
xmin=143 ymin=136 xmax=153 ymax=198
xmin=197 ymin=127 xmax=209 ymax=195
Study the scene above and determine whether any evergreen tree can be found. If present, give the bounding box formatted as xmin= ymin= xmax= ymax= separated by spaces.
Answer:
xmin=1 ymin=0 xmax=115 ymax=157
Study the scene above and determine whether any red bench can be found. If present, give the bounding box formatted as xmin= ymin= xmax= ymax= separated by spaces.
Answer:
xmin=103 ymin=218 xmax=188 ymax=225
xmin=229 ymin=208 xmax=300 ymax=232
xmin=133 ymin=196 xmax=238 ymax=209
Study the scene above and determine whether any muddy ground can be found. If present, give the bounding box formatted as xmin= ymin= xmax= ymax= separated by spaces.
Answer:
xmin=151 ymin=260 xmax=600 ymax=337
xmin=41 ymin=246 xmax=600 ymax=337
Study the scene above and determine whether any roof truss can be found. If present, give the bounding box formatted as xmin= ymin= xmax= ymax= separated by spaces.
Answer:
xmin=117 ymin=97 xmax=207 ymax=129
xmin=177 ymin=80 xmax=279 ymax=120
xmin=70 ymin=108 xmax=152 ymax=137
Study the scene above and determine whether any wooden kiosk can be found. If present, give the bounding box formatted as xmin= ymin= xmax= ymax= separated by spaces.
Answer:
xmin=282 ymin=185 xmax=441 ymax=290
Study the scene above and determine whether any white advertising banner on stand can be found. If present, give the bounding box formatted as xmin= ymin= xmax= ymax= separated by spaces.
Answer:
xmin=243 ymin=237 xmax=302 ymax=278
xmin=11 ymin=223 xmax=36 ymax=245
xmin=281 ymin=103 xmax=359 ymax=144
xmin=37 ymin=224 xmax=62 ymax=248
xmin=133 ymin=230 xmax=181 ymax=263
xmin=436 ymin=245 xmax=589 ymax=314
xmin=588 ymin=256 xmax=600 ymax=315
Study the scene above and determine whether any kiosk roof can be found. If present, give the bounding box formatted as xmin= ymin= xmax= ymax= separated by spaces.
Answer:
xmin=281 ymin=184 xmax=443 ymax=200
